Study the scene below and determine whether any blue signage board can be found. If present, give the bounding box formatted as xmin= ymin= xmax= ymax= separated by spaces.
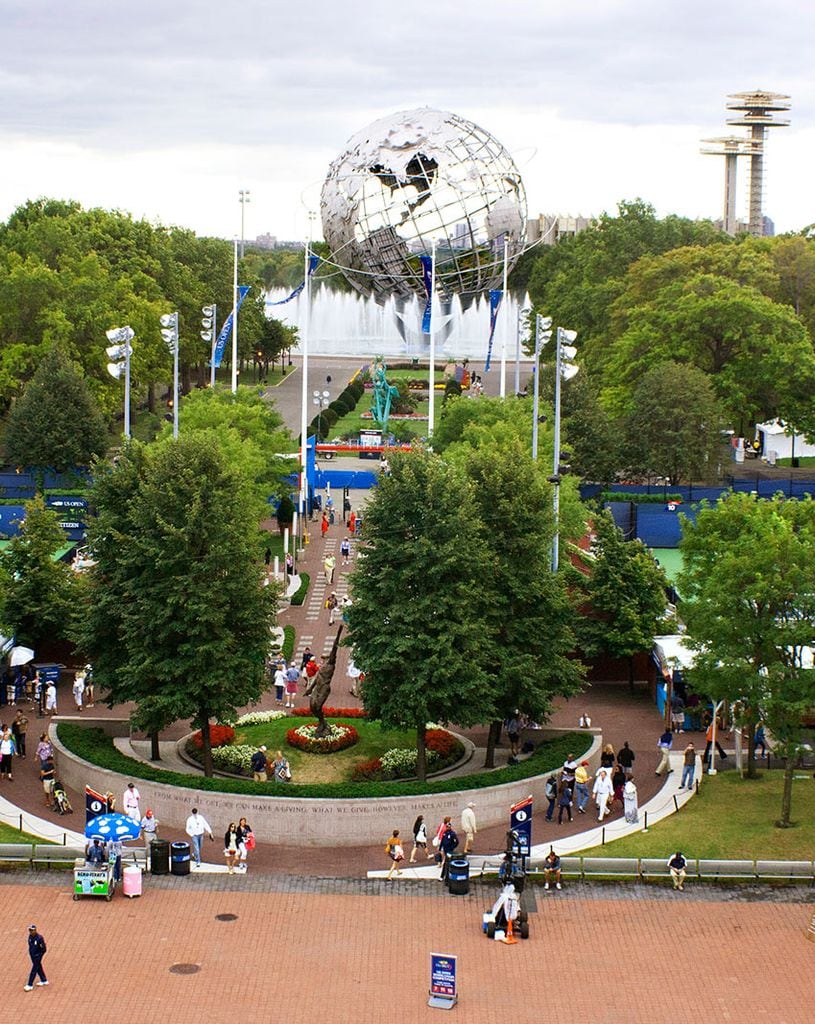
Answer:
xmin=509 ymin=795 xmax=533 ymax=857
xmin=429 ymin=953 xmax=457 ymax=999
xmin=47 ymin=496 xmax=89 ymax=510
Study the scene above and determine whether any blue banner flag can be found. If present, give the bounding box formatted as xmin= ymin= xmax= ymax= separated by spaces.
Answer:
xmin=212 ymin=286 xmax=251 ymax=368
xmin=509 ymin=795 xmax=532 ymax=857
xmin=484 ymin=289 xmax=503 ymax=371
xmin=267 ymin=255 xmax=321 ymax=306
xmin=419 ymin=255 xmax=433 ymax=334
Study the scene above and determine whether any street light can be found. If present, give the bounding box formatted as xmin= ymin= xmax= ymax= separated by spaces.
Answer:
xmin=313 ymin=388 xmax=331 ymax=440
xmin=105 ymin=325 xmax=134 ymax=439
xmin=201 ymin=304 xmax=217 ymax=387
xmin=159 ymin=311 xmax=179 ymax=439
xmin=515 ymin=306 xmax=532 ymax=396
xmin=532 ymin=315 xmax=552 ymax=461
xmin=239 ymin=189 xmax=251 ymax=258
xmin=551 ymin=327 xmax=578 ymax=572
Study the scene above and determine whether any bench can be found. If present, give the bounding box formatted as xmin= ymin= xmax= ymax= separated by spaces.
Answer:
xmin=639 ymin=857 xmax=679 ymax=880
xmin=755 ymin=860 xmax=814 ymax=882
xmin=697 ymin=859 xmax=756 ymax=880
xmin=558 ymin=856 xmax=583 ymax=879
xmin=581 ymin=857 xmax=640 ymax=879
xmin=31 ymin=845 xmax=86 ymax=868
xmin=0 ymin=843 xmax=35 ymax=867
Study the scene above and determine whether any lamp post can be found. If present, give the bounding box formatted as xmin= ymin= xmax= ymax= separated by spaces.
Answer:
xmin=159 ymin=311 xmax=179 ymax=439
xmin=531 ymin=315 xmax=552 ymax=461
xmin=515 ymin=306 xmax=532 ymax=396
xmin=201 ymin=304 xmax=217 ymax=387
xmin=313 ymin=389 xmax=330 ymax=440
xmin=239 ymin=189 xmax=251 ymax=258
xmin=551 ymin=326 xmax=578 ymax=572
xmin=105 ymin=326 xmax=134 ymax=439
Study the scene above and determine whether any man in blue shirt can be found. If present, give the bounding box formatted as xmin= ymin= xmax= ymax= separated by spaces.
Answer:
xmin=24 ymin=925 xmax=48 ymax=990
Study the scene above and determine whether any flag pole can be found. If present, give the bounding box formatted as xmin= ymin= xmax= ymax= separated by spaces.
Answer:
xmin=298 ymin=241 xmax=312 ymax=549
xmin=499 ymin=237 xmax=509 ymax=398
xmin=427 ymin=239 xmax=437 ymax=438
xmin=231 ymin=238 xmax=239 ymax=394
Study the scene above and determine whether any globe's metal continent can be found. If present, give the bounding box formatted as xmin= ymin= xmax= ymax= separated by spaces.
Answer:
xmin=320 ymin=108 xmax=526 ymax=305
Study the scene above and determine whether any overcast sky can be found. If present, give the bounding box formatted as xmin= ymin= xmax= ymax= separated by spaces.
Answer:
xmin=1 ymin=0 xmax=813 ymax=241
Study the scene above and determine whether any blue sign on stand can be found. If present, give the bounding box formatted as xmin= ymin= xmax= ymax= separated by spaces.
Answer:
xmin=428 ymin=953 xmax=457 ymax=1010
xmin=509 ymin=795 xmax=533 ymax=858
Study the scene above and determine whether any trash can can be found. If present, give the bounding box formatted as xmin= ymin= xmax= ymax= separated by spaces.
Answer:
xmin=170 ymin=841 xmax=191 ymax=876
xmin=447 ymin=857 xmax=470 ymax=895
xmin=150 ymin=839 xmax=170 ymax=876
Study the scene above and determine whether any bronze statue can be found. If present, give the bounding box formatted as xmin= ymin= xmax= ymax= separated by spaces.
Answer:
xmin=304 ymin=626 xmax=343 ymax=737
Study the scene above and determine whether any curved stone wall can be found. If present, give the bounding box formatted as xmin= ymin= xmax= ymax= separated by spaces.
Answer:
xmin=51 ymin=726 xmax=600 ymax=847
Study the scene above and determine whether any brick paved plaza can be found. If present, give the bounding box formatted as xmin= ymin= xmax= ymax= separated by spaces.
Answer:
xmin=2 ymin=874 xmax=813 ymax=1022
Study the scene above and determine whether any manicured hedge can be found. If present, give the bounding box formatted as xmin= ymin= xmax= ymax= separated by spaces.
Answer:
xmin=57 ymin=724 xmax=586 ymax=799
xmin=282 ymin=625 xmax=295 ymax=663
xmin=601 ymin=492 xmax=684 ymax=504
xmin=290 ymin=572 xmax=310 ymax=606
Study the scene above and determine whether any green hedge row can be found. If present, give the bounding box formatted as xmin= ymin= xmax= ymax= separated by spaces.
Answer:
xmin=305 ymin=378 xmax=366 ymax=441
xmin=290 ymin=571 xmax=309 ymax=606
xmin=57 ymin=724 xmax=585 ymax=799
xmin=281 ymin=624 xmax=295 ymax=663
xmin=601 ymin=492 xmax=684 ymax=505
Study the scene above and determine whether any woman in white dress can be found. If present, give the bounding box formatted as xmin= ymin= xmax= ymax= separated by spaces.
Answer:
xmin=623 ymin=779 xmax=639 ymax=823
xmin=592 ymin=769 xmax=613 ymax=822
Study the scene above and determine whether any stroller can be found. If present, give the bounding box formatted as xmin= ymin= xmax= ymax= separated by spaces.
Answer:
xmin=52 ymin=781 xmax=73 ymax=815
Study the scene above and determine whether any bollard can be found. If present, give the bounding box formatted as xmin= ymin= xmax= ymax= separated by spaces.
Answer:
xmin=641 ymin=810 xmax=648 ymax=833
xmin=601 ymin=827 xmax=606 ymax=845
xmin=673 ymin=794 xmax=679 ymax=812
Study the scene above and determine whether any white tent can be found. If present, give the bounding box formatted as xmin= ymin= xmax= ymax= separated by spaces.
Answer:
xmin=756 ymin=420 xmax=815 ymax=463
xmin=653 ymin=634 xmax=696 ymax=676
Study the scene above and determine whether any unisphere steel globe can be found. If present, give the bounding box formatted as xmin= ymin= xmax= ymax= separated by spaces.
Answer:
xmin=320 ymin=108 xmax=527 ymax=306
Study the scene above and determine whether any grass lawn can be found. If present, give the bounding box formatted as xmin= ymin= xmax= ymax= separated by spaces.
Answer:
xmin=234 ymin=718 xmax=429 ymax=784
xmin=0 ymin=822 xmax=47 ymax=844
xmin=330 ymin=400 xmax=429 ymax=438
xmin=582 ymin=770 xmax=815 ymax=860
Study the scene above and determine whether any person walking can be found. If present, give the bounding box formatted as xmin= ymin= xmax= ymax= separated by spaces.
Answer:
xmin=273 ymin=750 xmax=292 ymax=783
xmin=185 ymin=807 xmax=214 ymax=867
xmin=35 ymin=733 xmax=53 ymax=767
xmin=461 ymin=802 xmax=477 ymax=853
xmin=410 ymin=815 xmax=433 ymax=863
xmin=593 ymin=769 xmax=613 ymax=821
xmin=237 ymin=817 xmax=254 ymax=873
xmin=45 ymin=680 xmax=57 ymax=715
xmin=679 ymin=743 xmax=697 ymax=790
xmin=574 ymin=760 xmax=591 ymax=814
xmin=24 ymin=925 xmax=48 ymax=991
xmin=324 ymin=553 xmax=336 ymax=584
xmin=703 ymin=720 xmax=727 ymax=768
xmin=251 ymin=746 xmax=269 ymax=782
xmin=223 ymin=822 xmax=240 ymax=874
xmin=326 ymin=591 xmax=339 ymax=625
xmin=72 ymin=672 xmax=85 ymax=713
xmin=439 ymin=820 xmax=459 ymax=881
xmin=557 ymin=781 xmax=574 ymax=824
xmin=340 ymin=536 xmax=351 ymax=567
xmin=140 ymin=809 xmax=159 ymax=840
xmin=320 ymin=513 xmax=329 ymax=538
xmin=39 ymin=757 xmax=56 ymax=807
xmin=616 ymin=741 xmax=635 ymax=777
xmin=384 ymin=829 xmax=404 ymax=880
xmin=623 ymin=779 xmax=639 ymax=823
xmin=285 ymin=661 xmax=300 ymax=708
xmin=273 ymin=663 xmax=286 ymax=705
xmin=0 ymin=724 xmax=16 ymax=779
xmin=11 ymin=709 xmax=27 ymax=759
xmin=655 ymin=729 xmax=673 ymax=777
xmin=544 ymin=774 xmax=558 ymax=821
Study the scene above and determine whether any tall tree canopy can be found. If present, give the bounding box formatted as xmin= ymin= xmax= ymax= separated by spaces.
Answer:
xmin=4 ymin=346 xmax=109 ymax=470
xmin=75 ymin=435 xmax=277 ymax=774
xmin=679 ymin=493 xmax=815 ymax=824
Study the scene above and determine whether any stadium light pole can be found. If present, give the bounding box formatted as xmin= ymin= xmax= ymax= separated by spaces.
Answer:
xmin=105 ymin=326 xmax=134 ymax=439
xmin=159 ymin=311 xmax=180 ymax=439
xmin=531 ymin=315 xmax=552 ymax=461
xmin=551 ymin=327 xmax=578 ymax=572
xmin=201 ymin=304 xmax=217 ymax=387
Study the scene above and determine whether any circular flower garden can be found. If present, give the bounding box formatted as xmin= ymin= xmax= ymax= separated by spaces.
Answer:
xmin=287 ymin=722 xmax=359 ymax=754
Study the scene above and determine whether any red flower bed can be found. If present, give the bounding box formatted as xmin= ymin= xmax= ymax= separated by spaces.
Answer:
xmin=426 ymin=729 xmax=458 ymax=757
xmin=286 ymin=723 xmax=359 ymax=754
xmin=351 ymin=757 xmax=383 ymax=782
xmin=191 ymin=724 xmax=235 ymax=750
xmin=291 ymin=706 xmax=368 ymax=719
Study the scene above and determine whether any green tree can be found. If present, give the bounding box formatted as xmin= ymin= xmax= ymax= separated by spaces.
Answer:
xmin=4 ymin=347 xmax=108 ymax=471
xmin=621 ymin=362 xmax=723 ymax=484
xmin=578 ymin=510 xmax=668 ymax=689
xmin=75 ymin=436 xmax=278 ymax=775
xmin=449 ymin=436 xmax=584 ymax=766
xmin=0 ymin=495 xmax=75 ymax=647
xmin=348 ymin=452 xmax=495 ymax=780
xmin=679 ymin=493 xmax=815 ymax=824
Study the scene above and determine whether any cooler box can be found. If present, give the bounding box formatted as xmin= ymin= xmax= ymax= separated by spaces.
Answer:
xmin=123 ymin=864 xmax=142 ymax=898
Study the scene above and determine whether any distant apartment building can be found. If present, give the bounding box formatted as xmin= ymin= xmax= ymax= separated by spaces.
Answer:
xmin=527 ymin=213 xmax=595 ymax=245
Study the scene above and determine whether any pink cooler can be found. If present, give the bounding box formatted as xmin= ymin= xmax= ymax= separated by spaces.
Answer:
xmin=123 ymin=865 xmax=143 ymax=898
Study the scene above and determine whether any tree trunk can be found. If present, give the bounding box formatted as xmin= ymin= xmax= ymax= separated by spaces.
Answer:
xmin=199 ymin=709 xmax=214 ymax=777
xmin=776 ymin=752 xmax=795 ymax=827
xmin=484 ymin=719 xmax=502 ymax=768
xmin=416 ymin=721 xmax=427 ymax=781
xmin=148 ymin=383 xmax=156 ymax=414
xmin=149 ymin=730 xmax=161 ymax=762
xmin=744 ymin=708 xmax=758 ymax=780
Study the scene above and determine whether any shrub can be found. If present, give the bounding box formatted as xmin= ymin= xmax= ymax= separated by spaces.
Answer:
xmin=426 ymin=729 xmax=458 ymax=758
xmin=291 ymin=706 xmax=367 ymax=718
xmin=380 ymin=747 xmax=439 ymax=778
xmin=291 ymin=572 xmax=310 ymax=606
xmin=352 ymin=757 xmax=383 ymax=782
xmin=282 ymin=624 xmax=295 ymax=662
xmin=191 ymin=724 xmax=235 ymax=750
xmin=286 ymin=722 xmax=359 ymax=753
xmin=211 ymin=744 xmax=256 ymax=775
xmin=236 ymin=709 xmax=288 ymax=726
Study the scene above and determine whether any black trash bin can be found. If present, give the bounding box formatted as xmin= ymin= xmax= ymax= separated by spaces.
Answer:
xmin=150 ymin=839 xmax=170 ymax=875
xmin=170 ymin=841 xmax=191 ymax=876
xmin=447 ymin=857 xmax=470 ymax=895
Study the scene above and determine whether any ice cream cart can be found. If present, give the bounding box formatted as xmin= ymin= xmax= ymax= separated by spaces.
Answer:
xmin=73 ymin=859 xmax=115 ymax=901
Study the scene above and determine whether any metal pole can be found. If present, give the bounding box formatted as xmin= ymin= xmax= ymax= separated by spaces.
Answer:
xmin=173 ymin=314 xmax=179 ymax=440
xmin=231 ymin=239 xmax=239 ymax=394
xmin=514 ymin=307 xmax=522 ymax=396
xmin=124 ymin=332 xmax=131 ymax=439
xmin=532 ymin=315 xmax=542 ymax=460
xmin=427 ymin=239 xmax=437 ymax=438
xmin=299 ymin=242 xmax=312 ymax=541
xmin=499 ymin=238 xmax=509 ymax=399
xmin=209 ymin=303 xmax=217 ymax=388
xmin=552 ymin=327 xmax=563 ymax=572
